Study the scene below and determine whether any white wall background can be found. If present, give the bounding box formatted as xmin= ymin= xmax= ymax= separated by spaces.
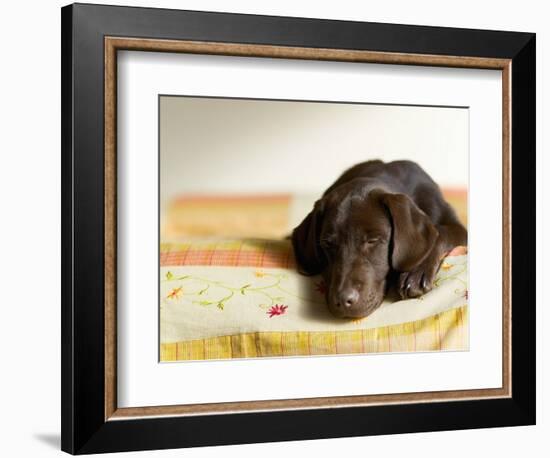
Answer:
xmin=160 ymin=95 xmax=468 ymax=199
xmin=0 ymin=1 xmax=545 ymax=457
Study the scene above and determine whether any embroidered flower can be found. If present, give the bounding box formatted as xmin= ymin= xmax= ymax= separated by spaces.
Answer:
xmin=167 ymin=286 xmax=183 ymax=300
xmin=267 ymin=304 xmax=288 ymax=318
xmin=441 ymin=262 xmax=452 ymax=271
xmin=254 ymin=270 xmax=267 ymax=278
xmin=463 ymin=290 xmax=468 ymax=300
xmin=315 ymin=280 xmax=327 ymax=295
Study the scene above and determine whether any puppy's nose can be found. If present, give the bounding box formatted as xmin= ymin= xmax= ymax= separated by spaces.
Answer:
xmin=339 ymin=289 xmax=359 ymax=308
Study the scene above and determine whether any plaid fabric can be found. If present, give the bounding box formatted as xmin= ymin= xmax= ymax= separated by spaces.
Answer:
xmin=161 ymin=239 xmax=466 ymax=269
xmin=163 ymin=194 xmax=291 ymax=239
xmin=162 ymin=189 xmax=466 ymax=241
xmin=442 ymin=188 xmax=467 ymax=226
xmin=160 ymin=239 xmax=296 ymax=268
xmin=160 ymin=305 xmax=468 ymax=361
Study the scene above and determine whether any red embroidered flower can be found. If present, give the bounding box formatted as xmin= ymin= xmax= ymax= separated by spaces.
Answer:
xmin=167 ymin=286 xmax=183 ymax=300
xmin=315 ymin=280 xmax=327 ymax=295
xmin=267 ymin=304 xmax=288 ymax=318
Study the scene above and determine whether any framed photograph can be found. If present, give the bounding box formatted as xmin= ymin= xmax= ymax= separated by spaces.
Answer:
xmin=61 ymin=3 xmax=536 ymax=454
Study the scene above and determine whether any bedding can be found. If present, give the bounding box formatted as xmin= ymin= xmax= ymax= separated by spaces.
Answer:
xmin=163 ymin=194 xmax=292 ymax=239
xmin=159 ymin=238 xmax=468 ymax=361
xmin=162 ymin=189 xmax=467 ymax=240
xmin=160 ymin=189 xmax=468 ymax=361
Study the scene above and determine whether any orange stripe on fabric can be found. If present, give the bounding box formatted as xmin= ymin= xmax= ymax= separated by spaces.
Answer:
xmin=160 ymin=240 xmax=465 ymax=268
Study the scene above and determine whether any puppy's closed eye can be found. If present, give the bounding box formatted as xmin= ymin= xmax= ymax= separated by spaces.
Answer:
xmin=362 ymin=237 xmax=383 ymax=248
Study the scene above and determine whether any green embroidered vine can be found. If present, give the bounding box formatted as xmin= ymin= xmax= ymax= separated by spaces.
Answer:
xmin=162 ymin=270 xmax=324 ymax=311
xmin=162 ymin=258 xmax=467 ymax=311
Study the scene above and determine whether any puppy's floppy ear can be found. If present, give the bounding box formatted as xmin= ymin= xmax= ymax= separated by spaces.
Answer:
xmin=381 ymin=193 xmax=438 ymax=272
xmin=291 ymin=199 xmax=327 ymax=275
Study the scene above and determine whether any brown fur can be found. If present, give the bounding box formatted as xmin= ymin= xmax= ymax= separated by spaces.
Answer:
xmin=291 ymin=160 xmax=467 ymax=318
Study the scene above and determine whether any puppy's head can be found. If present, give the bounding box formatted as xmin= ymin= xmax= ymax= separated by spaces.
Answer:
xmin=291 ymin=181 xmax=438 ymax=318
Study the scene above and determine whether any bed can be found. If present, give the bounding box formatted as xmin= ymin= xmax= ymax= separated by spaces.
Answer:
xmin=160 ymin=190 xmax=468 ymax=361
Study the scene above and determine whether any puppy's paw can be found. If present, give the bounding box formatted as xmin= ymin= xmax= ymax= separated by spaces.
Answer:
xmin=398 ymin=262 xmax=439 ymax=300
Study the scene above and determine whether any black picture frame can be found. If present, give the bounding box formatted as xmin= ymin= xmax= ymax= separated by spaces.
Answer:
xmin=61 ymin=3 xmax=535 ymax=454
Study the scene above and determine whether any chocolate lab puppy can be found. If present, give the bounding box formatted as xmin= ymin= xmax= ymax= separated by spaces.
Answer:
xmin=291 ymin=160 xmax=467 ymax=318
